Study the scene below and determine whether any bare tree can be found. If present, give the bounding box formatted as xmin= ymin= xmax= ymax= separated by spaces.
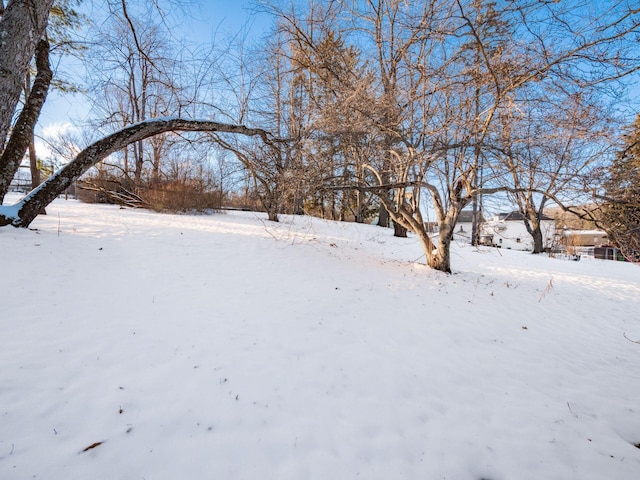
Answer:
xmin=0 ymin=118 xmax=277 ymax=227
xmin=0 ymin=38 xmax=53 ymax=202
xmin=495 ymin=88 xmax=617 ymax=253
xmin=0 ymin=1 xmax=55 ymax=201
xmin=265 ymin=0 xmax=640 ymax=272
xmin=0 ymin=0 xmax=55 ymax=153
xmin=27 ymin=1 xmax=84 ymax=197
xmin=86 ymin=6 xmax=183 ymax=186
xmin=209 ymin=21 xmax=313 ymax=222
xmin=0 ymin=2 xmax=276 ymax=227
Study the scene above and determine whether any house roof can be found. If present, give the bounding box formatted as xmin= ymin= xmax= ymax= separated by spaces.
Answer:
xmin=457 ymin=210 xmax=485 ymax=223
xmin=497 ymin=210 xmax=553 ymax=222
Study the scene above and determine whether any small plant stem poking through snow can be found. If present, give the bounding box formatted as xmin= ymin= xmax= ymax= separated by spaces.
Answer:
xmin=623 ymin=333 xmax=640 ymax=344
xmin=539 ymin=277 xmax=553 ymax=302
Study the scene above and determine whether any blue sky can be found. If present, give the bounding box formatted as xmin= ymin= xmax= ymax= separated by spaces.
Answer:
xmin=181 ymin=0 xmax=270 ymax=44
xmin=34 ymin=0 xmax=640 ymax=159
xmin=37 ymin=1 xmax=270 ymax=144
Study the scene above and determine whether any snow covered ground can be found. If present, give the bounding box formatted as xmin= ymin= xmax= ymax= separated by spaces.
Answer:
xmin=1 ymin=196 xmax=640 ymax=480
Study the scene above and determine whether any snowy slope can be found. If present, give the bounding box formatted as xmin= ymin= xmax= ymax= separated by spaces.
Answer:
xmin=1 ymin=197 xmax=640 ymax=480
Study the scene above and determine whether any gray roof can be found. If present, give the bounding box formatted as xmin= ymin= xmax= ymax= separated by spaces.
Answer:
xmin=497 ymin=210 xmax=553 ymax=221
xmin=457 ymin=210 xmax=485 ymax=223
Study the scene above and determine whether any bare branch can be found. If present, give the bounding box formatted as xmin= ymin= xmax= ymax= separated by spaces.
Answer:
xmin=2 ymin=118 xmax=276 ymax=227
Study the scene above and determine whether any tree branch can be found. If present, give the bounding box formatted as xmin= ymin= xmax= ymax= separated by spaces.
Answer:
xmin=1 ymin=118 xmax=277 ymax=227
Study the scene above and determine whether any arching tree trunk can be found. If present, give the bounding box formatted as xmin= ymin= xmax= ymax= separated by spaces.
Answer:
xmin=0 ymin=118 xmax=275 ymax=228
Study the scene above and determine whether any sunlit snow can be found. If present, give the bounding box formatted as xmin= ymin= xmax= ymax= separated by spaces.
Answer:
xmin=1 ymin=196 xmax=639 ymax=480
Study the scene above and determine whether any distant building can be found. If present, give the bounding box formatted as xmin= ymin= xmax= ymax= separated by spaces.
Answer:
xmin=478 ymin=211 xmax=556 ymax=251
xmin=559 ymin=229 xmax=609 ymax=248
xmin=452 ymin=210 xmax=485 ymax=243
xmin=556 ymin=229 xmax=614 ymax=260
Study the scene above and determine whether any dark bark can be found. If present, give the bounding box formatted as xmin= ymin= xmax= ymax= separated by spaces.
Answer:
xmin=355 ymin=188 xmax=365 ymax=223
xmin=28 ymin=138 xmax=41 ymax=189
xmin=530 ymin=224 xmax=544 ymax=254
xmin=0 ymin=0 xmax=54 ymax=150
xmin=0 ymin=39 xmax=52 ymax=202
xmin=28 ymin=136 xmax=46 ymax=215
xmin=393 ymin=221 xmax=407 ymax=238
xmin=267 ymin=206 xmax=279 ymax=222
xmin=0 ymin=118 xmax=275 ymax=227
xmin=521 ymin=207 xmax=545 ymax=254
xmin=377 ymin=200 xmax=390 ymax=228
xmin=471 ymin=194 xmax=480 ymax=246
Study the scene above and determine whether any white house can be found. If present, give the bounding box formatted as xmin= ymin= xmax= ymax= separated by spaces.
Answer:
xmin=479 ymin=211 xmax=556 ymax=251
xmin=452 ymin=210 xmax=485 ymax=243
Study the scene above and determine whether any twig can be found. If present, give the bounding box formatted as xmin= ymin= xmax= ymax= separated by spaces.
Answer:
xmin=77 ymin=181 xmax=148 ymax=209
xmin=623 ymin=332 xmax=640 ymax=344
xmin=411 ymin=252 xmax=426 ymax=263
xmin=539 ymin=277 xmax=553 ymax=302
xmin=258 ymin=217 xmax=279 ymax=242
xmin=81 ymin=441 xmax=104 ymax=453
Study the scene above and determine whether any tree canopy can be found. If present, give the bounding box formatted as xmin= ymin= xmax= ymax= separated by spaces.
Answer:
xmin=600 ymin=115 xmax=640 ymax=262
xmin=1 ymin=0 xmax=639 ymax=273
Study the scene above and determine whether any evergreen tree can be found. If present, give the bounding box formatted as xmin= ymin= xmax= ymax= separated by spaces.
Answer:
xmin=601 ymin=115 xmax=640 ymax=262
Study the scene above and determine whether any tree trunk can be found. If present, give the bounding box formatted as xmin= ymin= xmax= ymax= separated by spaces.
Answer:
xmin=530 ymin=223 xmax=544 ymax=254
xmin=471 ymin=194 xmax=479 ymax=246
xmin=377 ymin=199 xmax=390 ymax=227
xmin=133 ymin=139 xmax=144 ymax=184
xmin=393 ymin=221 xmax=407 ymax=238
xmin=0 ymin=0 xmax=54 ymax=151
xmin=28 ymin=135 xmax=46 ymax=215
xmin=428 ymin=221 xmax=455 ymax=273
xmin=523 ymin=210 xmax=545 ymax=254
xmin=425 ymin=205 xmax=463 ymax=274
xmin=261 ymin=189 xmax=279 ymax=222
xmin=355 ymin=188 xmax=365 ymax=223
xmin=0 ymin=118 xmax=275 ymax=227
xmin=402 ymin=209 xmax=452 ymax=273
xmin=267 ymin=207 xmax=279 ymax=222
xmin=28 ymin=138 xmax=41 ymax=189
xmin=431 ymin=239 xmax=452 ymax=273
xmin=151 ymin=140 xmax=162 ymax=184
xmin=0 ymin=39 xmax=52 ymax=202
xmin=376 ymin=190 xmax=453 ymax=273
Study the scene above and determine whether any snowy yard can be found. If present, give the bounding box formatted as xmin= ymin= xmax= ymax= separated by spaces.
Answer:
xmin=1 ymin=196 xmax=640 ymax=480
